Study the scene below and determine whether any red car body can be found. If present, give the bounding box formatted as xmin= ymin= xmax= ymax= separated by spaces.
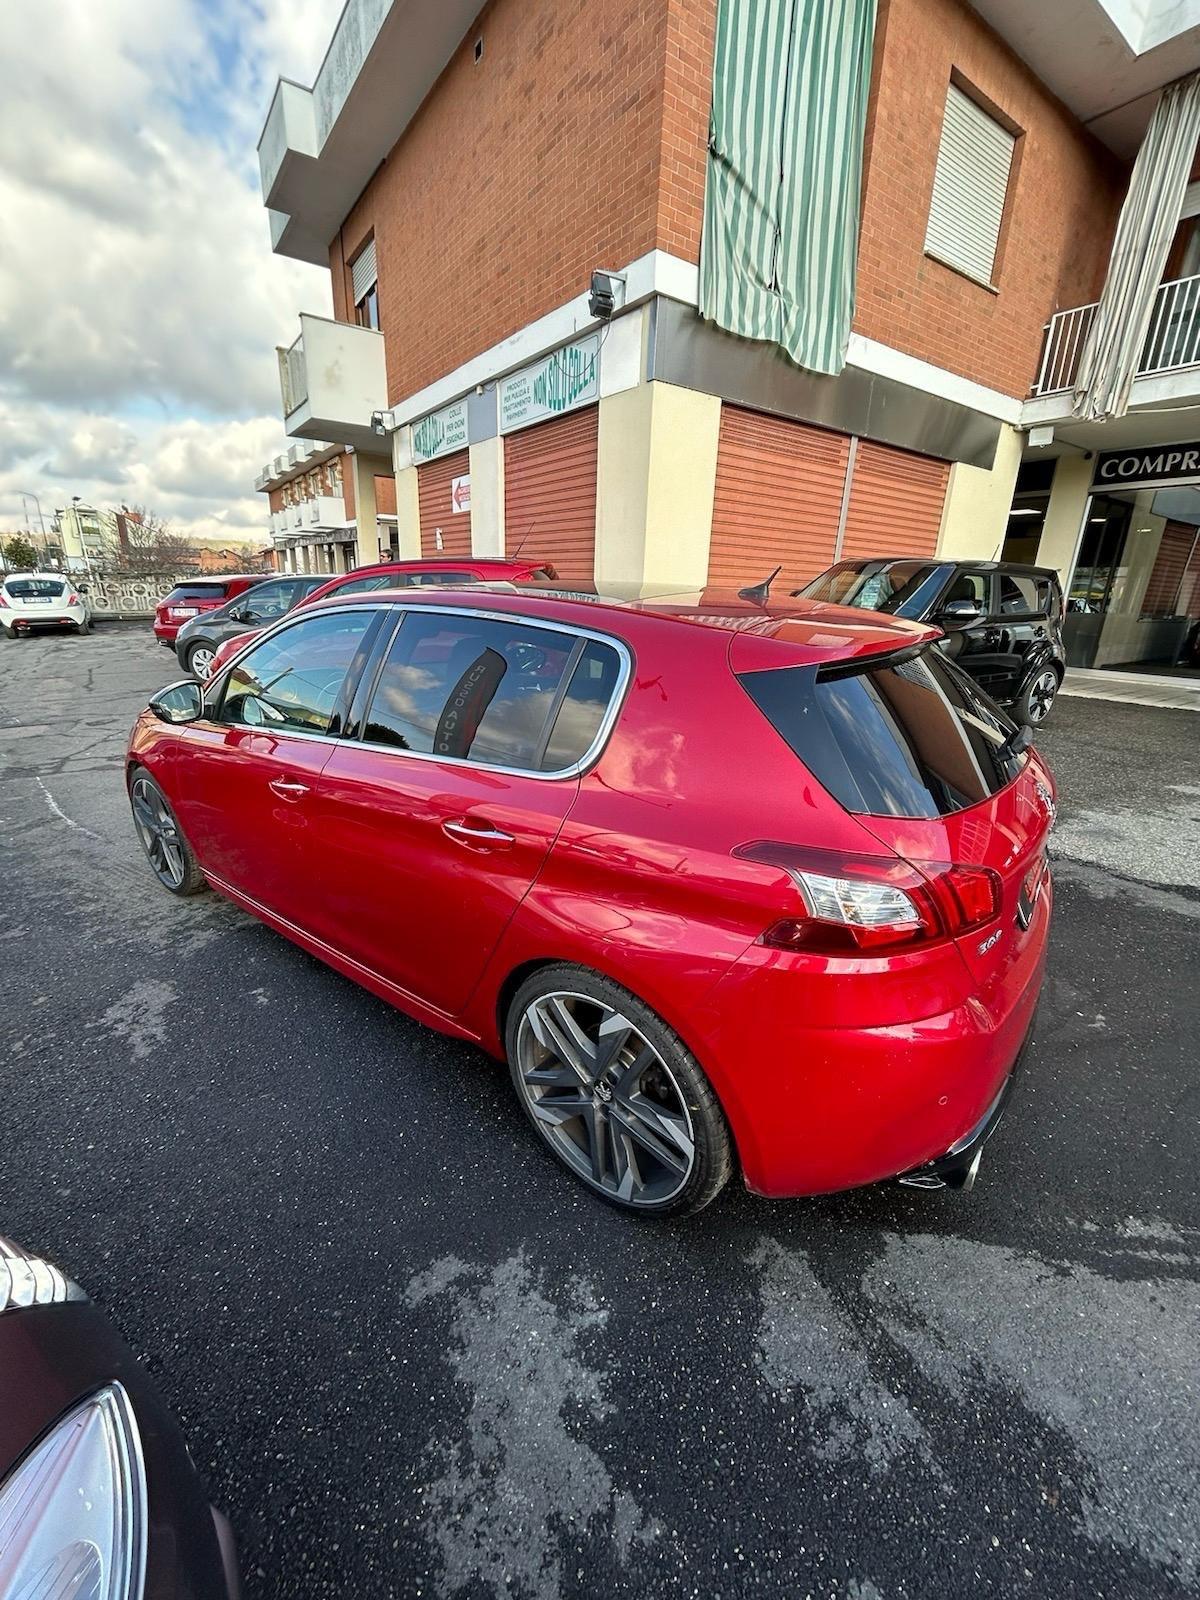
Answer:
xmin=202 ymin=557 xmax=558 ymax=679
xmin=128 ymin=587 xmax=1053 ymax=1201
xmin=153 ymin=575 xmax=264 ymax=646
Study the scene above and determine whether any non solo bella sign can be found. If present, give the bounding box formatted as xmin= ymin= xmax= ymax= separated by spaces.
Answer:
xmin=410 ymin=334 xmax=601 ymax=463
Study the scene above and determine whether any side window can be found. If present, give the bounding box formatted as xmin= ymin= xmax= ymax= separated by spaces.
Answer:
xmin=215 ymin=610 xmax=375 ymax=735
xmin=943 ymin=570 xmax=990 ymax=610
xmin=362 ymin=612 xmax=605 ymax=770
xmin=330 ymin=574 xmax=395 ymax=597
xmin=997 ymin=575 xmax=1040 ymax=615
xmin=241 ymin=580 xmax=298 ymax=622
xmin=411 ymin=570 xmax=475 ymax=586
xmin=541 ymin=640 xmax=623 ymax=771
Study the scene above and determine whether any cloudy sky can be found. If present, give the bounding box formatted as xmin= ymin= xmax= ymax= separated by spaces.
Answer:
xmin=0 ymin=0 xmax=345 ymax=549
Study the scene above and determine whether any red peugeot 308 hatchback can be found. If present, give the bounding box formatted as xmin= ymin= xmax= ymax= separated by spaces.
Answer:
xmin=127 ymin=586 xmax=1054 ymax=1216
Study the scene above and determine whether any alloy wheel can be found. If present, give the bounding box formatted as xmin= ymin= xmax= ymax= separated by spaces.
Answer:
xmin=515 ymin=991 xmax=696 ymax=1206
xmin=1027 ymin=669 xmax=1058 ymax=722
xmin=189 ymin=646 xmax=215 ymax=680
xmin=130 ymin=777 xmax=186 ymax=889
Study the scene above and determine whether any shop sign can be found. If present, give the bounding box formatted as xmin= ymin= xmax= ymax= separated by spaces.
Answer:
xmin=499 ymin=335 xmax=600 ymax=433
xmin=451 ymin=475 xmax=471 ymax=514
xmin=1092 ymin=442 xmax=1200 ymax=491
xmin=412 ymin=399 xmax=469 ymax=465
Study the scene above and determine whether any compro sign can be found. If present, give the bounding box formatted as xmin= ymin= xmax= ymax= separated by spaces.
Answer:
xmin=1092 ymin=442 xmax=1200 ymax=491
xmin=499 ymin=334 xmax=600 ymax=434
xmin=412 ymin=399 xmax=469 ymax=465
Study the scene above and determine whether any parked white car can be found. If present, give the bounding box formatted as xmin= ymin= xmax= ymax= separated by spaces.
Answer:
xmin=0 ymin=573 xmax=92 ymax=639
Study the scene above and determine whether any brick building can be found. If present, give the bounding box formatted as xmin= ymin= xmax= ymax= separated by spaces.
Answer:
xmin=257 ymin=0 xmax=1200 ymax=671
xmin=255 ymin=441 xmax=399 ymax=573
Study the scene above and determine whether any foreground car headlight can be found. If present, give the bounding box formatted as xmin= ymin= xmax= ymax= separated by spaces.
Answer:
xmin=0 ymin=1384 xmax=147 ymax=1600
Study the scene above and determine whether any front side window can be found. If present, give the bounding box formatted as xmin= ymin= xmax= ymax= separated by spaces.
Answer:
xmin=215 ymin=610 xmax=375 ymax=736
xmin=238 ymin=579 xmax=302 ymax=622
xmin=739 ymin=647 xmax=1024 ymax=820
xmin=362 ymin=612 xmax=622 ymax=772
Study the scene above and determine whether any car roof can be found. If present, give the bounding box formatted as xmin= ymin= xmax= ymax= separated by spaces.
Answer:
xmin=334 ymin=557 xmax=546 ymax=573
xmin=306 ymin=581 xmax=939 ymax=665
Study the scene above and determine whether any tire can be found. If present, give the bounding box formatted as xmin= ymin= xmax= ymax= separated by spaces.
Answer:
xmin=75 ymin=619 xmax=90 ymax=637
xmin=2 ymin=626 xmax=16 ymax=641
xmin=128 ymin=768 xmax=206 ymax=896
xmin=185 ymin=640 xmax=217 ymax=681
xmin=505 ymin=964 xmax=733 ymax=1217
xmin=1015 ymin=665 xmax=1061 ymax=726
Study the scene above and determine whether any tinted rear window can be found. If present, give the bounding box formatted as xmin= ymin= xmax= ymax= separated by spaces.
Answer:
xmin=162 ymin=583 xmax=232 ymax=603
xmin=739 ymin=648 xmax=1026 ymax=819
xmin=5 ymin=578 xmax=65 ymax=598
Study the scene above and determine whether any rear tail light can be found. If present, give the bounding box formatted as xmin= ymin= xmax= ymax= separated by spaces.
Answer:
xmin=65 ymin=590 xmax=79 ymax=605
xmin=736 ymin=842 xmax=1001 ymax=954
xmin=0 ymin=593 xmax=7 ymax=607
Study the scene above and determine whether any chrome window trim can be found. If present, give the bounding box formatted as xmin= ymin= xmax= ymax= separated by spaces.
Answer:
xmin=356 ymin=602 xmax=633 ymax=782
xmin=199 ymin=599 xmax=633 ymax=778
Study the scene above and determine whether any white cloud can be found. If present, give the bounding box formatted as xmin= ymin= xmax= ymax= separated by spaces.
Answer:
xmin=0 ymin=0 xmax=343 ymax=542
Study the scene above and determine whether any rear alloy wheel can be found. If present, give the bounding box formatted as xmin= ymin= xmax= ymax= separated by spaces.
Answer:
xmin=129 ymin=770 xmax=205 ymax=895
xmin=507 ymin=966 xmax=732 ymax=1216
xmin=1018 ymin=667 xmax=1060 ymax=725
xmin=186 ymin=642 xmax=216 ymax=680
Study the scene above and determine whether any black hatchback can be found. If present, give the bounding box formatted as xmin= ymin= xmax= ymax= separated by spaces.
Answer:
xmin=797 ymin=558 xmax=1067 ymax=724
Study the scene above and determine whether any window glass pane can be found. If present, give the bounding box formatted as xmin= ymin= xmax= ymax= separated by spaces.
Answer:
xmin=364 ymin=613 xmax=578 ymax=768
xmin=331 ymin=573 xmax=395 ymax=596
xmin=997 ymin=575 xmax=1039 ymax=614
xmin=217 ymin=611 xmax=373 ymax=735
xmin=410 ymin=571 xmax=475 ymax=586
xmin=163 ymin=582 xmax=239 ymax=602
xmin=739 ymin=649 xmax=1024 ymax=820
xmin=5 ymin=578 xmax=66 ymax=598
xmin=541 ymin=639 xmax=623 ymax=770
xmin=798 ymin=562 xmax=944 ymax=618
xmin=241 ymin=580 xmax=298 ymax=620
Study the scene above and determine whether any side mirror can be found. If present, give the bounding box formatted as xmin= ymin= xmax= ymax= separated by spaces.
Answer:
xmin=938 ymin=598 xmax=983 ymax=625
xmin=149 ymin=679 xmax=204 ymax=725
xmin=76 ymin=581 xmax=89 ymax=594
xmin=226 ymin=604 xmax=250 ymax=623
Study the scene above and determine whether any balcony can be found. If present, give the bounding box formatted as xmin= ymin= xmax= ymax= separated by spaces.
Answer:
xmin=1032 ymin=275 xmax=1200 ymax=398
xmin=298 ymin=494 xmax=349 ymax=531
xmin=276 ymin=314 xmax=387 ymax=453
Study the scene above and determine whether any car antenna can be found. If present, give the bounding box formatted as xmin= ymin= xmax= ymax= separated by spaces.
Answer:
xmin=509 ymin=521 xmax=536 ymax=560
xmin=738 ymin=565 xmax=782 ymax=605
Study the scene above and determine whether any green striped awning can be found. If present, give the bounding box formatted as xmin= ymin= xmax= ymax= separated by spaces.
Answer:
xmin=699 ymin=0 xmax=878 ymax=377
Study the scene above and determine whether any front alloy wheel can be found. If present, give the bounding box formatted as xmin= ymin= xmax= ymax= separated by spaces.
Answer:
xmin=129 ymin=771 xmax=204 ymax=895
xmin=1024 ymin=667 xmax=1059 ymax=724
xmin=508 ymin=968 xmax=732 ymax=1215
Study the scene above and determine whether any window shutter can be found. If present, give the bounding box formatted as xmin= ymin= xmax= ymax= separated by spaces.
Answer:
xmin=924 ymin=85 xmax=1015 ymax=286
xmin=350 ymin=238 xmax=377 ymax=305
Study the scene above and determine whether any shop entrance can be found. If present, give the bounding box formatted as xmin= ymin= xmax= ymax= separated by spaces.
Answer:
xmin=1064 ymin=485 xmax=1200 ymax=671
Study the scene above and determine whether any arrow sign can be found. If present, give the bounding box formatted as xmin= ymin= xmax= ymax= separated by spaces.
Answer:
xmin=451 ymin=475 xmax=471 ymax=513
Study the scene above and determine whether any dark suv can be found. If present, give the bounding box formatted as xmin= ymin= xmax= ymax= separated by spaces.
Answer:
xmin=798 ymin=559 xmax=1066 ymax=723
xmin=173 ymin=573 xmax=329 ymax=678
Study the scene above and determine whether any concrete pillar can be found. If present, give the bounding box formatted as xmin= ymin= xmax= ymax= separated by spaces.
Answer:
xmin=595 ymin=381 xmax=721 ymax=590
xmin=469 ymin=435 xmax=505 ymax=556
xmin=347 ymin=450 xmax=392 ymax=567
xmin=936 ymin=424 xmax=1024 ymax=563
xmin=1036 ymin=453 xmax=1094 ymax=587
xmin=393 ymin=466 xmax=421 ymax=557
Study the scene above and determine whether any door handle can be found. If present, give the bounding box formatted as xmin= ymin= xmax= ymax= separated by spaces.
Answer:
xmin=442 ymin=818 xmax=515 ymax=849
xmin=269 ymin=778 xmax=309 ymax=798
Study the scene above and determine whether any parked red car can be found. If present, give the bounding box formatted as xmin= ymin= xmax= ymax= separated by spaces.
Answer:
xmin=199 ymin=556 xmax=557 ymax=678
xmin=128 ymin=586 xmax=1053 ymax=1216
xmin=152 ymin=575 xmax=265 ymax=647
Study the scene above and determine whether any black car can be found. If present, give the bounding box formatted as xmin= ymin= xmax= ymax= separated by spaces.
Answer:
xmin=174 ymin=573 xmax=328 ymax=679
xmin=0 ymin=1236 xmax=238 ymax=1597
xmin=797 ymin=558 xmax=1067 ymax=723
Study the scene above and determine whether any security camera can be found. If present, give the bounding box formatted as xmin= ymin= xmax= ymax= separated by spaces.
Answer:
xmin=588 ymin=270 xmax=626 ymax=322
xmin=371 ymin=409 xmax=396 ymax=436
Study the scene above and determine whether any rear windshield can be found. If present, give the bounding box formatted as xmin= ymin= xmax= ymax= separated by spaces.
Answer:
xmin=798 ymin=562 xmax=946 ymax=619
xmin=5 ymin=578 xmax=66 ymax=598
xmin=162 ymin=583 xmax=232 ymax=603
xmin=739 ymin=647 xmax=1026 ymax=819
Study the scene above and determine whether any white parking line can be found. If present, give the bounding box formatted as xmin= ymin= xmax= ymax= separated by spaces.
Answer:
xmin=34 ymin=776 xmax=102 ymax=840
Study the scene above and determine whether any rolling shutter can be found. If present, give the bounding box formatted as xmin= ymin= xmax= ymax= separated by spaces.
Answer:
xmin=1142 ymin=521 xmax=1200 ymax=617
xmin=350 ymin=237 xmax=377 ymax=304
xmin=840 ymin=441 xmax=950 ymax=562
xmin=707 ymin=407 xmax=849 ymax=593
xmin=924 ymin=84 xmax=1015 ymax=286
xmin=504 ymin=408 xmax=598 ymax=583
xmin=418 ymin=450 xmax=471 ymax=557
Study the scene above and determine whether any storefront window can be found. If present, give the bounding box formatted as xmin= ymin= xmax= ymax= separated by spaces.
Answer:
xmin=1001 ymin=459 xmax=1054 ymax=564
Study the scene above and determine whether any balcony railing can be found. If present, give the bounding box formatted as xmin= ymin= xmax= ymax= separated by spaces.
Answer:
xmin=1032 ymin=274 xmax=1200 ymax=396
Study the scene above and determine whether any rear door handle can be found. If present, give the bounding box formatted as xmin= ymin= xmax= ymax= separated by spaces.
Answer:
xmin=442 ymin=818 xmax=514 ymax=849
xmin=269 ymin=778 xmax=309 ymax=798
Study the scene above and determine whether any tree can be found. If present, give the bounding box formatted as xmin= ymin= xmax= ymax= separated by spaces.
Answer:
xmin=2 ymin=534 xmax=39 ymax=571
xmin=105 ymin=505 xmax=196 ymax=573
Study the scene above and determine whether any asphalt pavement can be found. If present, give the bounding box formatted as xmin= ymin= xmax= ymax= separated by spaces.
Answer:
xmin=1 ymin=626 xmax=1197 ymax=1600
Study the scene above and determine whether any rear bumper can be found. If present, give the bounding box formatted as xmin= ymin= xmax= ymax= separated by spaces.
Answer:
xmin=7 ymin=612 xmax=86 ymax=631
xmin=895 ymin=1024 xmax=1030 ymax=1190
xmin=692 ymin=902 xmax=1049 ymax=1198
xmin=154 ymin=621 xmax=180 ymax=643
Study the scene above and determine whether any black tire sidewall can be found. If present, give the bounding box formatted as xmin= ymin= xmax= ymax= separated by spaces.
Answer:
xmin=1018 ymin=666 xmax=1060 ymax=725
xmin=505 ymin=963 xmax=733 ymax=1217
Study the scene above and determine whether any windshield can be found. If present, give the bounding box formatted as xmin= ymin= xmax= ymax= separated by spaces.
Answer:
xmin=799 ymin=562 xmax=947 ymax=619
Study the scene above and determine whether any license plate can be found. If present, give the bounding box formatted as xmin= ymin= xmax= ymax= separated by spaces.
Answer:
xmin=170 ymin=607 xmax=199 ymax=618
